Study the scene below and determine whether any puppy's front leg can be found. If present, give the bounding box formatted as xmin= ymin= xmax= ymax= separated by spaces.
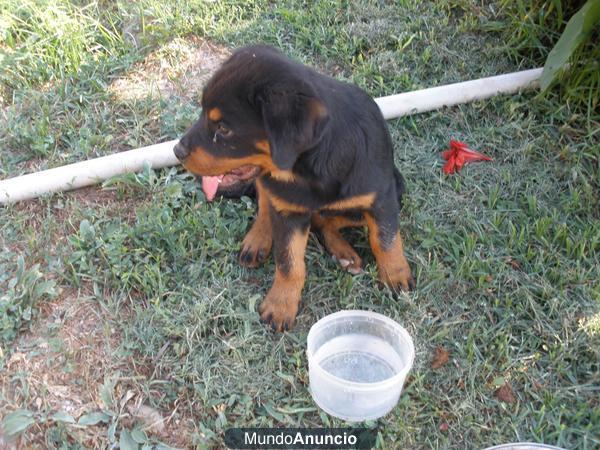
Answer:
xmin=239 ymin=181 xmax=272 ymax=267
xmin=259 ymin=206 xmax=310 ymax=332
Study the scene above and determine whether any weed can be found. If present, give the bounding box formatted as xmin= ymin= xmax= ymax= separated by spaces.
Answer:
xmin=0 ymin=255 xmax=57 ymax=360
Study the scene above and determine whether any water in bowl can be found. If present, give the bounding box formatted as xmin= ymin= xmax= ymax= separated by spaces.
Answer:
xmin=314 ymin=333 xmax=404 ymax=383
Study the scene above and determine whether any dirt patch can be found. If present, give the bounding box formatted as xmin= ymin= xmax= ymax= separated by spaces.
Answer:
xmin=55 ymin=185 xmax=144 ymax=223
xmin=0 ymin=289 xmax=194 ymax=448
xmin=0 ymin=289 xmax=118 ymax=447
xmin=111 ymin=36 xmax=230 ymax=102
xmin=2 ymin=182 xmax=194 ymax=448
xmin=11 ymin=185 xmax=121 ymax=217
xmin=9 ymin=184 xmax=144 ymax=237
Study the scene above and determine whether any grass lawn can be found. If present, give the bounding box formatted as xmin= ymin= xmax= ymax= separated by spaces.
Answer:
xmin=1 ymin=1 xmax=598 ymax=448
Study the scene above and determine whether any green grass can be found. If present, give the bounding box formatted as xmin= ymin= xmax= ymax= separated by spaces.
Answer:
xmin=1 ymin=1 xmax=599 ymax=449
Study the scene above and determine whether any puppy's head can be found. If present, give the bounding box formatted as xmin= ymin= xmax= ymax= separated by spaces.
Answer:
xmin=173 ymin=45 xmax=329 ymax=201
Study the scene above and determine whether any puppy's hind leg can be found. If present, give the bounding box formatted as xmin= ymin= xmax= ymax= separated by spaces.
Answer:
xmin=311 ymin=213 xmax=364 ymax=275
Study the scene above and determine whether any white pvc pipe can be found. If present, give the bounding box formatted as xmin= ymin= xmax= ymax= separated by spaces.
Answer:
xmin=375 ymin=67 xmax=542 ymax=119
xmin=0 ymin=68 xmax=542 ymax=204
xmin=0 ymin=140 xmax=179 ymax=204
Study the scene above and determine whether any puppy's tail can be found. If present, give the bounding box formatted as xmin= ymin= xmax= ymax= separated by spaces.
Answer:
xmin=394 ymin=168 xmax=406 ymax=211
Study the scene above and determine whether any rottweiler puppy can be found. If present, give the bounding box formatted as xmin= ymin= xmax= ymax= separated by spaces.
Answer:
xmin=174 ymin=45 xmax=414 ymax=331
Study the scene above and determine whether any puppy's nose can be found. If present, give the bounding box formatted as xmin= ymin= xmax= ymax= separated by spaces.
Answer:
xmin=173 ymin=142 xmax=190 ymax=161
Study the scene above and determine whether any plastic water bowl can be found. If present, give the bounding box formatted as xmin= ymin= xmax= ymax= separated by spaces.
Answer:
xmin=306 ymin=310 xmax=415 ymax=422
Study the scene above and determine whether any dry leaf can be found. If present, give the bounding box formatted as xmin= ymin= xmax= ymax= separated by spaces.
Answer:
xmin=506 ymin=257 xmax=521 ymax=270
xmin=495 ymin=383 xmax=516 ymax=403
xmin=128 ymin=404 xmax=165 ymax=434
xmin=431 ymin=346 xmax=450 ymax=370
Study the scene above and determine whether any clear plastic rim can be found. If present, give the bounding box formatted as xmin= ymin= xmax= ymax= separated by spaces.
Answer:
xmin=483 ymin=444 xmax=566 ymax=450
xmin=306 ymin=310 xmax=415 ymax=391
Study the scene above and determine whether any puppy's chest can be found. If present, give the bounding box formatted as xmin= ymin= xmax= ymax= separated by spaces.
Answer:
xmin=261 ymin=175 xmax=374 ymax=214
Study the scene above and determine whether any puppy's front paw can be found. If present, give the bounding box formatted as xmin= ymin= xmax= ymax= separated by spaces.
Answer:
xmin=258 ymin=289 xmax=300 ymax=332
xmin=239 ymin=227 xmax=272 ymax=268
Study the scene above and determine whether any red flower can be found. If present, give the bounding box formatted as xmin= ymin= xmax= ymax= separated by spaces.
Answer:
xmin=442 ymin=140 xmax=492 ymax=174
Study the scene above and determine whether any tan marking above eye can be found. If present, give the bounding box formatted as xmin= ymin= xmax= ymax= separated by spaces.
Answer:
xmin=308 ymin=99 xmax=328 ymax=121
xmin=208 ymin=107 xmax=222 ymax=122
xmin=255 ymin=139 xmax=270 ymax=154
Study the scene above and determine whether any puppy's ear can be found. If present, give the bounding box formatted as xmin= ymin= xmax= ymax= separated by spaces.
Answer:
xmin=258 ymin=81 xmax=329 ymax=171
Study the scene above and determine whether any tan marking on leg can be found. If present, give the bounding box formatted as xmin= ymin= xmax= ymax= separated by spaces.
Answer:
xmin=325 ymin=215 xmax=366 ymax=230
xmin=365 ymin=213 xmax=414 ymax=290
xmin=311 ymin=214 xmax=363 ymax=274
xmin=239 ymin=180 xmax=272 ymax=267
xmin=322 ymin=193 xmax=375 ymax=212
xmin=259 ymin=228 xmax=308 ymax=331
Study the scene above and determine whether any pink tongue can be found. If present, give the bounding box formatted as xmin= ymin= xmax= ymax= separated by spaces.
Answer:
xmin=201 ymin=175 xmax=224 ymax=201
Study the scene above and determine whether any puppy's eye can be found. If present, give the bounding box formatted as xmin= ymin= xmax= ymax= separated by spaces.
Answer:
xmin=216 ymin=123 xmax=233 ymax=138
